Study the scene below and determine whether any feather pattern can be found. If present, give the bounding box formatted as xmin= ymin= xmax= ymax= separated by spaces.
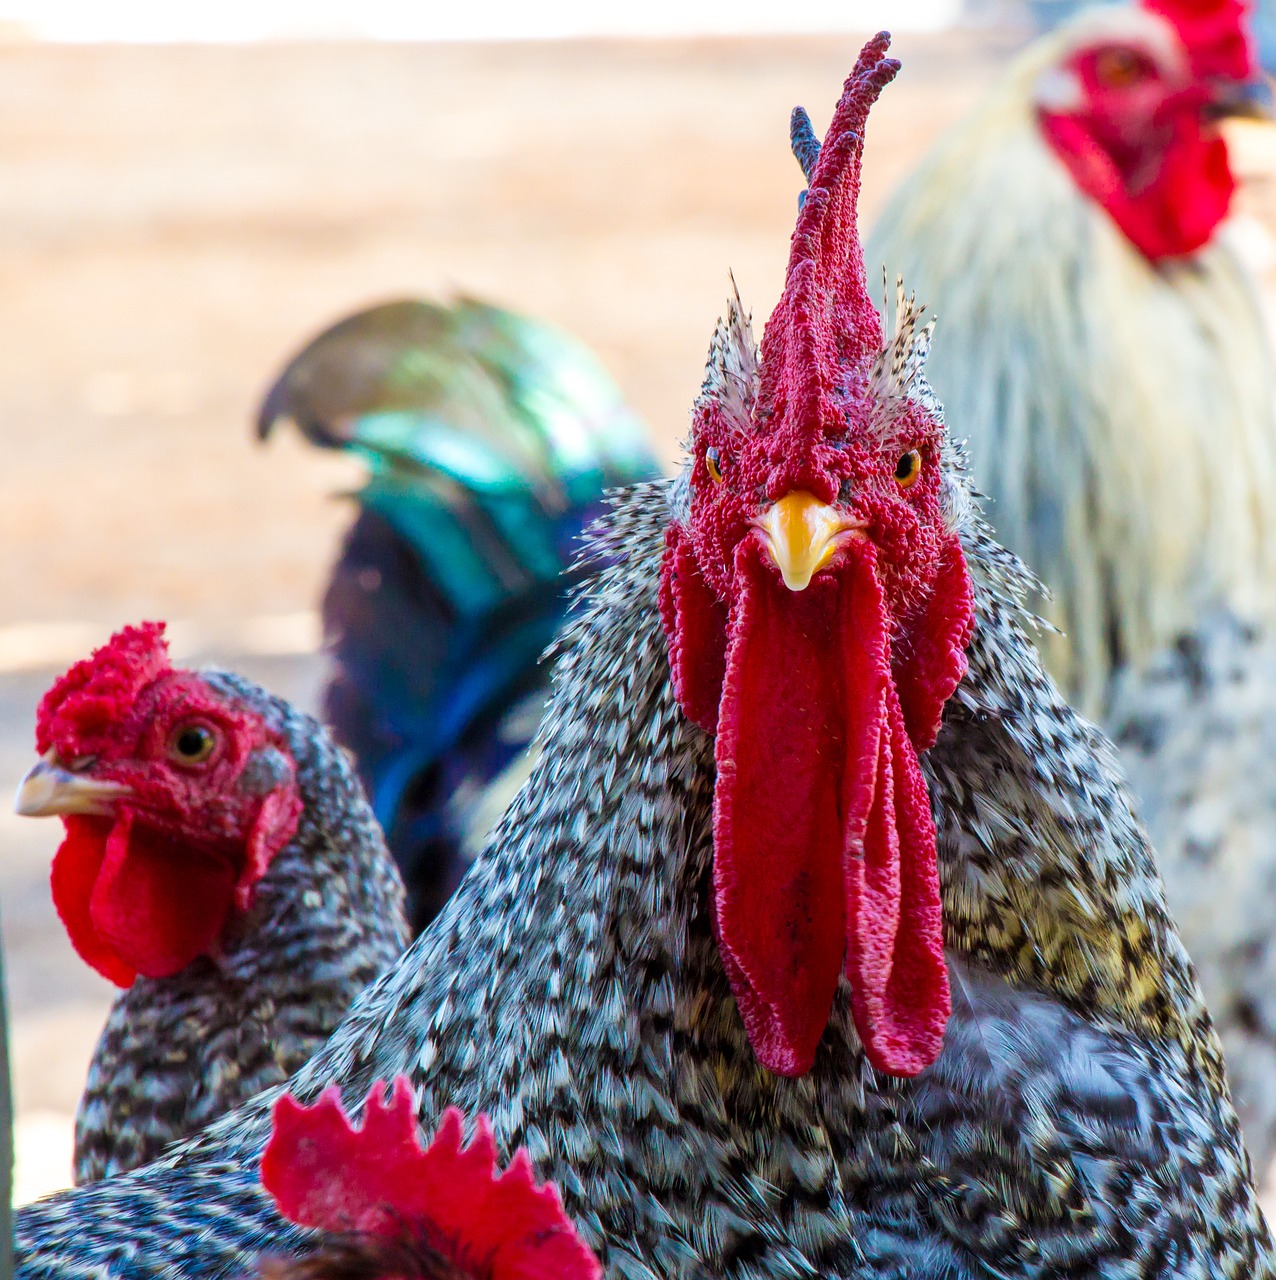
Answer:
xmin=15 ymin=475 xmax=1272 ymax=1278
xmin=260 ymin=296 xmax=659 ymax=932
xmin=695 ymin=274 xmax=759 ymax=438
xmin=70 ymin=672 xmax=409 ymax=1183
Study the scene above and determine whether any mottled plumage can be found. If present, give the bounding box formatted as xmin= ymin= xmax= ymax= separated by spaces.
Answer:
xmin=15 ymin=45 xmax=1272 ymax=1279
xmin=865 ymin=3 xmax=1276 ymax=1169
xmin=72 ymin=671 xmax=408 ymax=1182
xmin=259 ymin=297 xmax=658 ymax=933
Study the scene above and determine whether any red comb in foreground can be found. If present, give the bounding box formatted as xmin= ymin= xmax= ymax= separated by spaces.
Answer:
xmin=36 ymin=621 xmax=171 ymax=758
xmin=1144 ymin=0 xmax=1255 ymax=80
xmin=261 ymin=1078 xmax=602 ymax=1280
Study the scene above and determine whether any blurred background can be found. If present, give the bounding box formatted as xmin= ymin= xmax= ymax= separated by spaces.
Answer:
xmin=3 ymin=0 xmax=1276 ymax=1206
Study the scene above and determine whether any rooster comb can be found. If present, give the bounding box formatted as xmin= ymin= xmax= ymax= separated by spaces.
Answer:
xmin=36 ymin=621 xmax=172 ymax=757
xmin=755 ymin=32 xmax=900 ymax=448
xmin=261 ymin=1077 xmax=602 ymax=1280
xmin=1144 ymin=0 xmax=1255 ymax=80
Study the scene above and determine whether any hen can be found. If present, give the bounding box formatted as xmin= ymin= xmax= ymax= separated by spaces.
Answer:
xmin=14 ymin=623 xmax=408 ymax=1183
xmin=259 ymin=297 xmax=658 ymax=932
xmin=864 ymin=0 xmax=1276 ymax=1167
xmin=252 ymin=1077 xmax=600 ymax=1280
xmin=15 ymin=37 xmax=1274 ymax=1279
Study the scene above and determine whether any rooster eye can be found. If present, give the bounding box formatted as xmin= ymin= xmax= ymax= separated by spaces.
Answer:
xmin=894 ymin=449 xmax=922 ymax=488
xmin=170 ymin=724 xmax=216 ymax=765
xmin=705 ymin=447 xmax=725 ymax=484
xmin=1094 ymin=47 xmax=1146 ymax=88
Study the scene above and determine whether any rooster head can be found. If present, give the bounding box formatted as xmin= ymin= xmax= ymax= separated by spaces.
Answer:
xmin=257 ymin=1077 xmax=602 ymax=1280
xmin=16 ymin=621 xmax=302 ymax=986
xmin=1033 ymin=0 xmax=1267 ymax=259
xmin=660 ymin=34 xmax=974 ymax=1080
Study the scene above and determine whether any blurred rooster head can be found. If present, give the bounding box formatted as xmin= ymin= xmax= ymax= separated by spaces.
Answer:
xmin=1033 ymin=0 xmax=1267 ymax=259
xmin=17 ymin=622 xmax=302 ymax=986
xmin=660 ymin=34 xmax=975 ymax=1080
xmin=256 ymin=1077 xmax=601 ymax=1280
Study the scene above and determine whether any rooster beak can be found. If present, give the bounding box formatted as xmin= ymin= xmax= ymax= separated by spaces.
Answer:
xmin=14 ymin=751 xmax=130 ymax=818
xmin=756 ymin=491 xmax=863 ymax=592
xmin=1206 ymin=75 xmax=1275 ymax=121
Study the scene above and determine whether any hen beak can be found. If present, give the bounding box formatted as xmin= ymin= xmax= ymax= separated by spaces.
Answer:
xmin=1206 ymin=76 xmax=1275 ymax=121
xmin=14 ymin=751 xmax=130 ymax=818
xmin=756 ymin=491 xmax=863 ymax=592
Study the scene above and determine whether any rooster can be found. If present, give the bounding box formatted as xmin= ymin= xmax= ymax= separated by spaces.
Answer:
xmin=253 ymin=1077 xmax=601 ymax=1280
xmin=13 ymin=622 xmax=408 ymax=1183
xmin=14 ymin=37 xmax=1274 ymax=1278
xmin=864 ymin=0 xmax=1276 ymax=1168
xmin=259 ymin=297 xmax=659 ymax=933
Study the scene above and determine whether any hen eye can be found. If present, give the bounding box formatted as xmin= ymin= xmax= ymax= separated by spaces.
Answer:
xmin=705 ymin=446 xmax=725 ymax=484
xmin=170 ymin=723 xmax=216 ymax=765
xmin=1094 ymin=47 xmax=1146 ymax=89
xmin=894 ymin=449 xmax=922 ymax=488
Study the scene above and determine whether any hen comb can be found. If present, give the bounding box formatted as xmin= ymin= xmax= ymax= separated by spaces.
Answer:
xmin=756 ymin=33 xmax=899 ymax=468
xmin=36 ymin=622 xmax=172 ymax=758
xmin=1144 ymin=0 xmax=1254 ymax=80
xmin=261 ymin=1078 xmax=602 ymax=1280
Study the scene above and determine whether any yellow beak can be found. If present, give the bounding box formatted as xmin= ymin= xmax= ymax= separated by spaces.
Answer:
xmin=756 ymin=491 xmax=857 ymax=592
xmin=14 ymin=751 xmax=130 ymax=818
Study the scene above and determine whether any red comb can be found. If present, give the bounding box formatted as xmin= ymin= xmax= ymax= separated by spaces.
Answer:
xmin=261 ymin=1078 xmax=602 ymax=1280
xmin=756 ymin=34 xmax=899 ymax=488
xmin=36 ymin=622 xmax=171 ymax=758
xmin=1144 ymin=0 xmax=1255 ymax=80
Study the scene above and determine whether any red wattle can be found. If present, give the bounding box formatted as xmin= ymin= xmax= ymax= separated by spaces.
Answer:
xmin=1040 ymin=110 xmax=1236 ymax=262
xmin=51 ymin=817 xmax=137 ymax=988
xmin=710 ymin=538 xmax=950 ymax=1077
xmin=659 ymin=527 xmax=728 ymax=733
xmin=712 ymin=547 xmax=850 ymax=1076
xmin=51 ymin=807 xmax=239 ymax=985
xmin=90 ymin=806 xmax=238 ymax=979
xmin=840 ymin=551 xmax=949 ymax=1075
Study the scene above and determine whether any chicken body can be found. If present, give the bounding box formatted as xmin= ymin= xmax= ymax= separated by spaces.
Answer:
xmin=865 ymin=12 xmax=1276 ymax=1165
xmin=68 ymin=670 xmax=409 ymax=1182
xmin=15 ymin=484 xmax=1273 ymax=1278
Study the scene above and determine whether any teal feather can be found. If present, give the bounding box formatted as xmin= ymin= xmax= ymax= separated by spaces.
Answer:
xmin=259 ymin=295 xmax=660 ymax=930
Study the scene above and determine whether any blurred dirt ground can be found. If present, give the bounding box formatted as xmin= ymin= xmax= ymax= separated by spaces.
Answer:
xmin=3 ymin=30 xmax=1276 ymax=1205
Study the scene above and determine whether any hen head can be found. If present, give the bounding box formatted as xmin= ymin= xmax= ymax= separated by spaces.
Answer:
xmin=1033 ymin=0 xmax=1265 ymax=259
xmin=257 ymin=1077 xmax=601 ymax=1280
xmin=16 ymin=621 xmax=302 ymax=986
xmin=660 ymin=34 xmax=974 ymax=1081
